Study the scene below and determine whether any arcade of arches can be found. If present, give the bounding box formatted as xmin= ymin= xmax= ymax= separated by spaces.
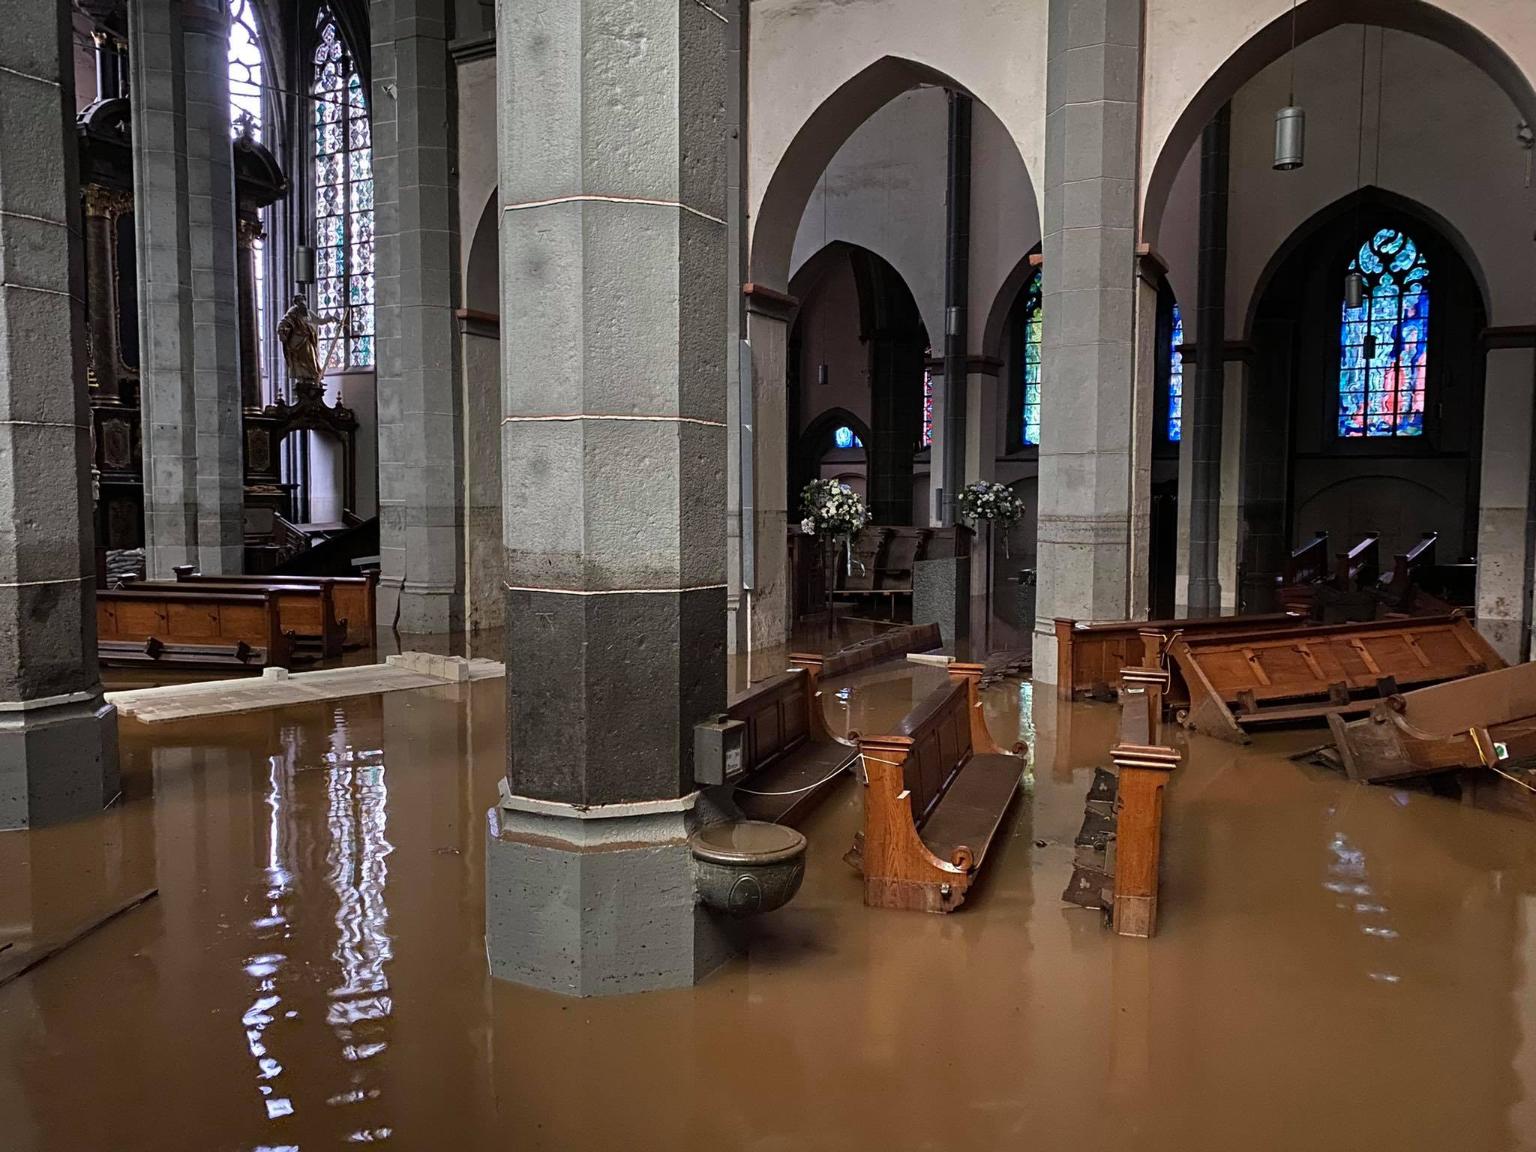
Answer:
xmin=6 ymin=0 xmax=1536 ymax=1146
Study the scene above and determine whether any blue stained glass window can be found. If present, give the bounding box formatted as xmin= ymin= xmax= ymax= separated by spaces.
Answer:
xmin=1022 ymin=269 xmax=1043 ymax=446
xmin=833 ymin=425 xmax=863 ymax=450
xmin=1167 ymin=303 xmax=1184 ymax=442
xmin=1338 ymin=228 xmax=1429 ymax=438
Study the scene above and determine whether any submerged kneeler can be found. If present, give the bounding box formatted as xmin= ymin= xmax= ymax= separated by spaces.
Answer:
xmin=848 ymin=664 xmax=1026 ymax=912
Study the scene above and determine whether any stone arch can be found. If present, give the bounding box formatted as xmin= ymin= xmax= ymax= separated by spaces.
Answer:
xmin=978 ymin=245 xmax=1042 ymax=364
xmin=1239 ymin=186 xmax=1489 ymax=344
xmin=750 ymin=56 xmax=1036 ymax=297
xmin=464 ymin=188 xmax=499 ymax=315
xmin=1141 ymin=0 xmax=1536 ymax=252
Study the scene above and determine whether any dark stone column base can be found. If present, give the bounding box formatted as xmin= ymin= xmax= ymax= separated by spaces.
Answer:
xmin=485 ymin=793 xmax=740 ymax=997
xmin=0 ymin=693 xmax=120 ymax=830
xmin=914 ymin=555 xmax=971 ymax=650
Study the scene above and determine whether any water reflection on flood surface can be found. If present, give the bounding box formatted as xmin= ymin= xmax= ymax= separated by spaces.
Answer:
xmin=5 ymin=674 xmax=1536 ymax=1150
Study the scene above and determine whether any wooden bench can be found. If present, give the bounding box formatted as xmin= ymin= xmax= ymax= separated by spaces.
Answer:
xmin=1170 ymin=613 xmax=1504 ymax=742
xmin=1054 ymin=612 xmax=1303 ymax=702
xmin=1277 ymin=531 xmax=1330 ymax=614
xmin=848 ymin=664 xmax=1026 ymax=912
xmin=171 ymin=567 xmax=376 ymax=648
xmin=1328 ymin=661 xmax=1536 ymax=784
xmin=724 ymin=658 xmax=855 ymax=827
xmin=1063 ymin=667 xmax=1180 ymax=937
xmin=98 ymin=587 xmax=295 ymax=669
xmin=830 ymin=526 xmax=932 ymax=622
xmin=122 ymin=576 xmax=346 ymax=659
xmin=806 ymin=622 xmax=943 ymax=680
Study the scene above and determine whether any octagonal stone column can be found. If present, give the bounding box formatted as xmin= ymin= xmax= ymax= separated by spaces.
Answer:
xmin=486 ymin=0 xmax=735 ymax=995
xmin=0 ymin=0 xmax=119 ymax=828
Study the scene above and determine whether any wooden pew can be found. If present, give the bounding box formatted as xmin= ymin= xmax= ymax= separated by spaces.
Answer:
xmin=830 ymin=526 xmax=931 ymax=622
xmin=1054 ymin=611 xmax=1303 ymax=702
xmin=724 ymin=658 xmax=855 ymax=827
xmin=1062 ymin=667 xmax=1181 ymax=937
xmin=1170 ymin=613 xmax=1504 ymax=742
xmin=811 ymin=622 xmax=943 ymax=679
xmin=849 ymin=664 xmax=1026 ymax=912
xmin=1333 ymin=532 xmax=1381 ymax=590
xmin=1109 ymin=670 xmax=1181 ymax=937
xmin=98 ymin=587 xmax=294 ymax=669
xmin=1379 ymin=532 xmax=1438 ymax=605
xmin=123 ymin=576 xmax=346 ymax=659
xmin=1277 ymin=531 xmax=1329 ymax=614
xmin=171 ymin=567 xmax=376 ymax=648
xmin=1327 ymin=661 xmax=1536 ymax=784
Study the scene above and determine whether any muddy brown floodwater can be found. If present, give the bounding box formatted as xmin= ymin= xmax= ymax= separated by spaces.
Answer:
xmin=6 ymin=669 xmax=1536 ymax=1151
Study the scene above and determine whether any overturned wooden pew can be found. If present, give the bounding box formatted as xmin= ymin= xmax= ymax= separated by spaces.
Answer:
xmin=1054 ymin=611 xmax=1303 ymax=702
xmin=123 ymin=576 xmax=346 ymax=659
xmin=1064 ymin=667 xmax=1181 ymax=937
xmin=1327 ymin=661 xmax=1536 ymax=784
xmin=98 ymin=587 xmax=295 ymax=670
xmin=171 ymin=567 xmax=377 ymax=648
xmin=1170 ymin=613 xmax=1503 ymax=742
xmin=848 ymin=664 xmax=1026 ymax=912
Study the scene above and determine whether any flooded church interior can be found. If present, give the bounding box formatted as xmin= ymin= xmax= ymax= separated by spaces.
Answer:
xmin=7 ymin=0 xmax=1536 ymax=1148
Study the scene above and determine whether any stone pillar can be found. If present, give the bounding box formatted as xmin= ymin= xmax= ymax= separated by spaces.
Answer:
xmin=372 ymin=0 xmax=465 ymax=635
xmin=488 ymin=0 xmax=734 ymax=995
xmin=743 ymin=289 xmax=795 ymax=653
xmin=1186 ymin=104 xmax=1231 ymax=616
xmin=1129 ymin=253 xmax=1164 ymax=621
xmin=0 ymin=0 xmax=119 ymax=829
xmin=235 ymin=217 xmax=262 ymax=410
xmin=1476 ymin=342 xmax=1536 ymax=663
xmin=129 ymin=0 xmax=245 ymax=576
xmin=82 ymin=185 xmax=130 ymax=400
xmin=1033 ymin=0 xmax=1143 ymax=682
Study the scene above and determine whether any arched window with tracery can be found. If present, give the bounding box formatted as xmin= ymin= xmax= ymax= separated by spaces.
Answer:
xmin=1338 ymin=228 xmax=1428 ymax=438
xmin=312 ymin=4 xmax=375 ymax=371
xmin=1021 ymin=268 xmax=1043 ymax=446
xmin=228 ymin=0 xmax=271 ymax=394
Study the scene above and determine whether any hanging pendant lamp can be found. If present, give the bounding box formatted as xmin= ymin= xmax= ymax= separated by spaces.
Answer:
xmin=1273 ymin=0 xmax=1305 ymax=170
xmin=1344 ymin=271 xmax=1365 ymax=310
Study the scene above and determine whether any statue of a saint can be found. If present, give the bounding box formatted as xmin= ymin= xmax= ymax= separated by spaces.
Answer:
xmin=276 ymin=295 xmax=339 ymax=384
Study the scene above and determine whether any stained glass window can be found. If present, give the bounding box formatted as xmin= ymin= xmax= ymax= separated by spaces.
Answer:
xmin=1021 ymin=269 xmax=1043 ymax=446
xmin=921 ymin=349 xmax=934 ymax=448
xmin=1167 ymin=303 xmax=1184 ymax=442
xmin=1338 ymin=228 xmax=1428 ymax=438
xmin=228 ymin=0 xmax=270 ymax=398
xmin=313 ymin=6 xmax=375 ymax=371
xmin=833 ymin=426 xmax=863 ymax=450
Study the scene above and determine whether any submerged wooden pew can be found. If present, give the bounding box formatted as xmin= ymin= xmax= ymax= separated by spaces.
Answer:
xmin=1054 ymin=611 xmax=1302 ymax=702
xmin=1327 ymin=661 xmax=1536 ymax=784
xmin=170 ymin=567 xmax=376 ymax=648
xmin=98 ymin=587 xmax=294 ymax=669
xmin=123 ymin=576 xmax=346 ymax=659
xmin=848 ymin=664 xmax=1026 ymax=912
xmin=724 ymin=658 xmax=856 ymax=827
xmin=813 ymin=622 xmax=943 ymax=679
xmin=1063 ymin=667 xmax=1181 ymax=937
xmin=1171 ymin=613 xmax=1503 ymax=742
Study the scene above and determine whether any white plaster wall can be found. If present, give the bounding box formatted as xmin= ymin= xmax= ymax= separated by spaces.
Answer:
xmin=790 ymin=90 xmax=948 ymax=344
xmin=1141 ymin=0 xmax=1536 ymax=253
xmin=749 ymin=0 xmax=1046 ymax=288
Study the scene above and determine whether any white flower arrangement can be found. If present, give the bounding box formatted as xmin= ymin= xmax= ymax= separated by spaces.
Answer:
xmin=799 ymin=478 xmax=870 ymax=538
xmin=957 ymin=480 xmax=1025 ymax=527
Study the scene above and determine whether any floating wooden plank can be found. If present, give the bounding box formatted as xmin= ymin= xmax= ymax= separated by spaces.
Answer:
xmin=1327 ymin=660 xmax=1536 ymax=783
xmin=1171 ymin=613 xmax=1503 ymax=743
